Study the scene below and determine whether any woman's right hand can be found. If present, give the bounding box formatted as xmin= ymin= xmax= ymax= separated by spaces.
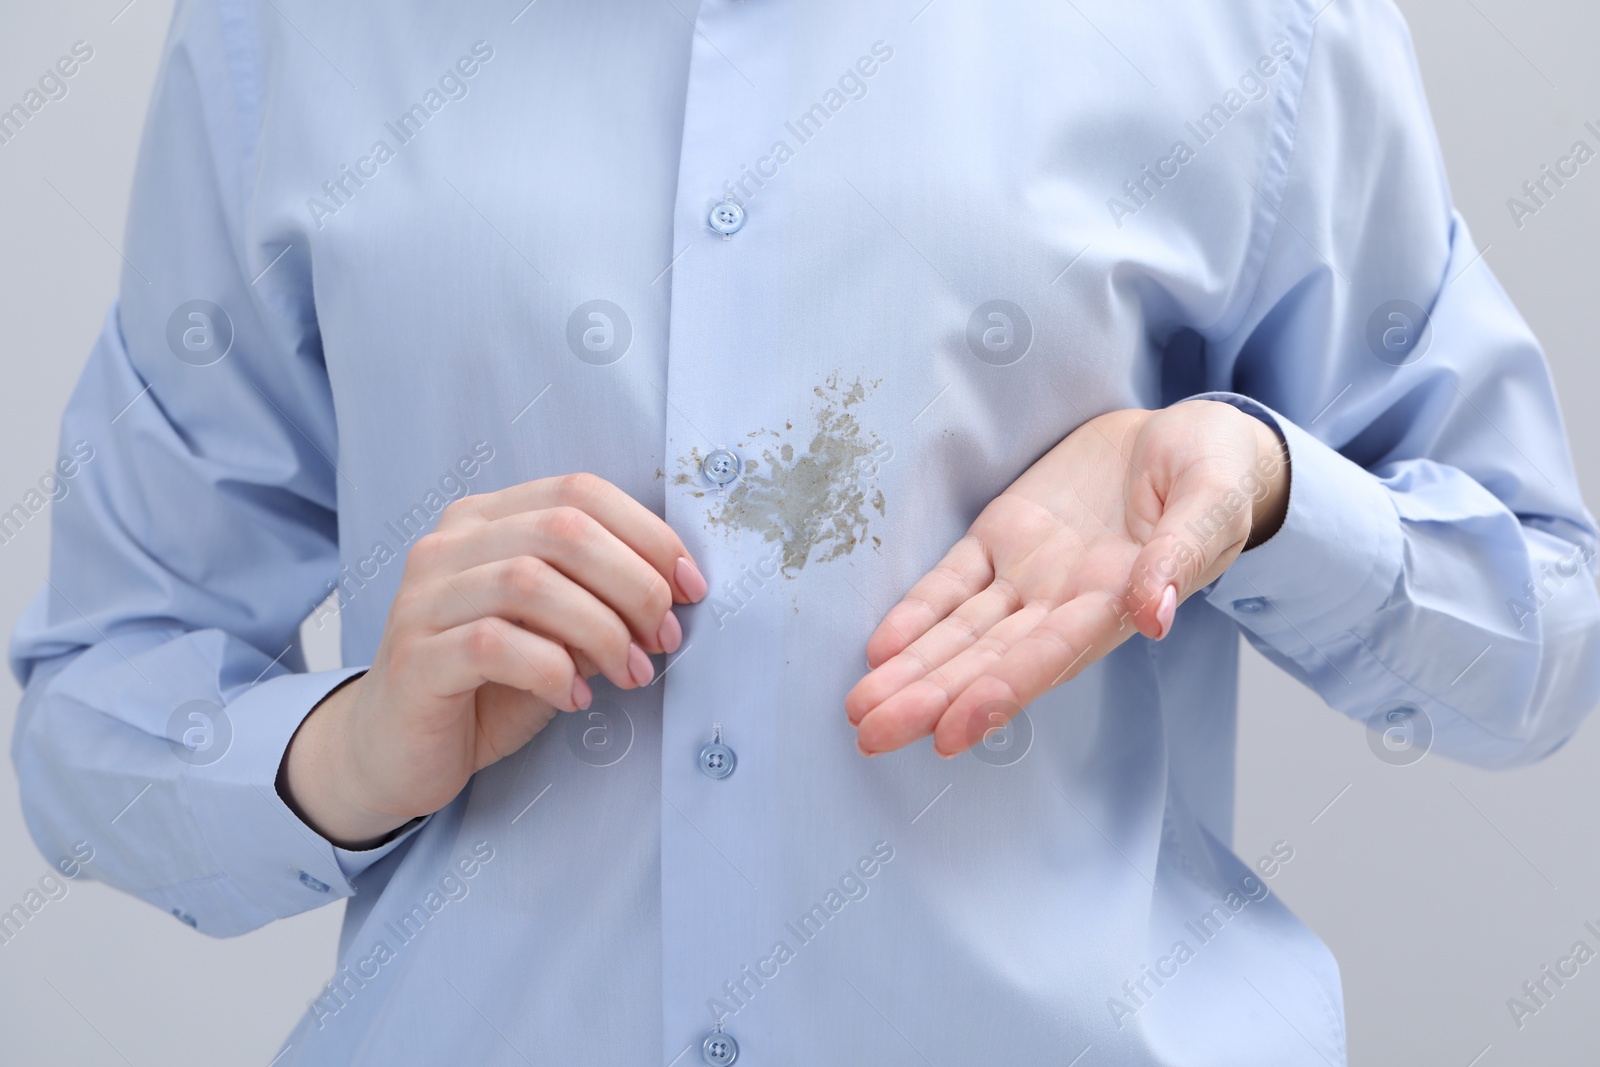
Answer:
xmin=278 ymin=473 xmax=707 ymax=848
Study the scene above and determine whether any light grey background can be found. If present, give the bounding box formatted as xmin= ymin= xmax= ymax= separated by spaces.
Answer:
xmin=0 ymin=2 xmax=1595 ymax=1064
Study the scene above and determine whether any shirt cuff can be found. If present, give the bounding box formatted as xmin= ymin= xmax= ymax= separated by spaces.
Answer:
xmin=332 ymin=815 xmax=429 ymax=882
xmin=170 ymin=666 xmax=422 ymax=935
xmin=1186 ymin=391 xmax=1404 ymax=652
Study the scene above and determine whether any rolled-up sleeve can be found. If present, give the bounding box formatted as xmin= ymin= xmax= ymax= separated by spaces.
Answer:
xmin=1193 ymin=0 xmax=1600 ymax=768
xmin=8 ymin=0 xmax=416 ymax=937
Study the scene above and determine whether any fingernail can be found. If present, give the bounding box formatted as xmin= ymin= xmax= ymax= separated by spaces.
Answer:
xmin=1156 ymin=583 xmax=1178 ymax=640
xmin=675 ymin=556 xmax=708 ymax=602
xmin=571 ymin=675 xmax=593 ymax=711
xmin=656 ymin=611 xmax=682 ymax=655
xmin=627 ymin=642 xmax=655 ymax=686
xmin=855 ymin=739 xmax=876 ymax=758
xmin=934 ymin=746 xmax=956 ymax=760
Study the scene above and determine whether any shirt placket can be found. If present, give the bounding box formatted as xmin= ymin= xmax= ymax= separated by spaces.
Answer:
xmin=661 ymin=1 xmax=796 ymax=1064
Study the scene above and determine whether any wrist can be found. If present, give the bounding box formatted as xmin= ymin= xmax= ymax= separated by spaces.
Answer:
xmin=1245 ymin=414 xmax=1290 ymax=549
xmin=278 ymin=676 xmax=413 ymax=850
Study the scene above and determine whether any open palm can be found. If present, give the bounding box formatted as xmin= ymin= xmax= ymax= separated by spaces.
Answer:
xmin=845 ymin=400 xmax=1287 ymax=757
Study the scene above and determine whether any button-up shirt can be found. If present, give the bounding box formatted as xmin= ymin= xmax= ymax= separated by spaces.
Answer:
xmin=12 ymin=0 xmax=1600 ymax=1064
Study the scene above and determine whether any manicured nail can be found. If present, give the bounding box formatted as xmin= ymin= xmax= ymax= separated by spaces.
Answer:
xmin=675 ymin=556 xmax=708 ymax=602
xmin=657 ymin=611 xmax=682 ymax=655
xmin=571 ymin=675 xmax=593 ymax=711
xmin=1156 ymin=583 xmax=1178 ymax=640
xmin=627 ymin=642 xmax=655 ymax=686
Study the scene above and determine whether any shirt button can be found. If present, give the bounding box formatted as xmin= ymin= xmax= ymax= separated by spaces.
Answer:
xmin=1232 ymin=596 xmax=1268 ymax=614
xmin=708 ymin=200 xmax=745 ymax=236
xmin=699 ymin=741 xmax=736 ymax=780
xmin=298 ymin=870 xmax=331 ymax=893
xmin=702 ymin=448 xmax=741 ymax=486
xmin=702 ymin=1030 xmax=739 ymax=1065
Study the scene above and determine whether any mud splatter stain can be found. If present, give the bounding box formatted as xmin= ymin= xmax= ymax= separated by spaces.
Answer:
xmin=684 ymin=374 xmax=890 ymax=575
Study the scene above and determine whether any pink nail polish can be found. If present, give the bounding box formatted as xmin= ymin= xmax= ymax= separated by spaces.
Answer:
xmin=627 ymin=643 xmax=655 ymax=687
xmin=657 ymin=611 xmax=683 ymax=655
xmin=571 ymin=675 xmax=593 ymax=711
xmin=675 ymin=556 xmax=708 ymax=602
xmin=1156 ymin=584 xmax=1178 ymax=640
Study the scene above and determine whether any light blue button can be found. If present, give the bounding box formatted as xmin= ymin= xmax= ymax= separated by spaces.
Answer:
xmin=709 ymin=200 xmax=745 ymax=236
xmin=299 ymin=870 xmax=331 ymax=893
xmin=1232 ymin=596 xmax=1268 ymax=614
xmin=699 ymin=741 xmax=736 ymax=780
xmin=702 ymin=449 xmax=740 ymax=485
xmin=702 ymin=1030 xmax=739 ymax=1065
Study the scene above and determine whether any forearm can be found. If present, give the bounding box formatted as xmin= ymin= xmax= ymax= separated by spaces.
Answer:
xmin=1206 ymin=395 xmax=1600 ymax=768
xmin=1244 ymin=412 xmax=1290 ymax=550
xmin=12 ymin=635 xmax=373 ymax=936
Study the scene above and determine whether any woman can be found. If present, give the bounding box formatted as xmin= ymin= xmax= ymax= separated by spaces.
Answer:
xmin=13 ymin=0 xmax=1598 ymax=1062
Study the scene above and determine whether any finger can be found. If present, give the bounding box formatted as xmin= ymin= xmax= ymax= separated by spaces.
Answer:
xmin=440 ymin=473 xmax=706 ymax=604
xmin=428 ymin=507 xmax=679 ymax=655
xmin=424 ymin=559 xmax=650 ymax=691
xmin=1124 ymin=471 xmax=1254 ymax=640
xmin=413 ymin=616 xmax=581 ymax=712
xmin=931 ymin=590 xmax=1134 ymax=757
xmin=855 ymin=603 xmax=1051 ymax=755
xmin=472 ymin=682 xmax=562 ymax=769
xmin=571 ymin=649 xmax=601 ymax=680
xmin=846 ymin=582 xmax=1024 ymax=725
xmin=865 ymin=535 xmax=993 ymax=668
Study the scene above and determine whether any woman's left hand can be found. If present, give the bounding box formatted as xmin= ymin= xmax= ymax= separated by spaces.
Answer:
xmin=845 ymin=399 xmax=1290 ymax=757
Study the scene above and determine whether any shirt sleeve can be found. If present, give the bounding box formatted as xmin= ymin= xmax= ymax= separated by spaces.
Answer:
xmin=7 ymin=0 xmax=420 ymax=938
xmin=1189 ymin=0 xmax=1600 ymax=769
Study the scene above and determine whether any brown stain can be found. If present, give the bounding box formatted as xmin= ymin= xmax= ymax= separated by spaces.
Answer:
xmin=674 ymin=447 xmax=707 ymax=497
xmin=680 ymin=375 xmax=888 ymax=575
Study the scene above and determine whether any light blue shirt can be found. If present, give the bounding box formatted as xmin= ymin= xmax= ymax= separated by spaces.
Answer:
xmin=12 ymin=0 xmax=1600 ymax=1063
